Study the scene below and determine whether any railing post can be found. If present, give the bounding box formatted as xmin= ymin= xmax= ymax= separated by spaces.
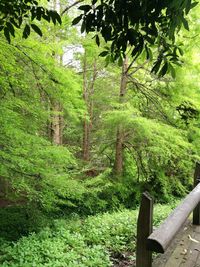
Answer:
xmin=193 ymin=162 xmax=200 ymax=225
xmin=136 ymin=192 xmax=153 ymax=267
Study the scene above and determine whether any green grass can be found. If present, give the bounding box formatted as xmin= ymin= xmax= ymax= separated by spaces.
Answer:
xmin=0 ymin=200 xmax=180 ymax=267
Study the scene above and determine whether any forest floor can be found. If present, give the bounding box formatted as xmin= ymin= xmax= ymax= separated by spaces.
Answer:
xmin=111 ymin=252 xmax=135 ymax=267
xmin=0 ymin=202 xmax=180 ymax=266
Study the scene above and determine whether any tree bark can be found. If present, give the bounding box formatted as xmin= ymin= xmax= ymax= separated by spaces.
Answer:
xmin=82 ymin=54 xmax=97 ymax=161
xmin=82 ymin=52 xmax=89 ymax=160
xmin=114 ymin=57 xmax=128 ymax=175
xmin=50 ymin=0 xmax=63 ymax=145
xmin=51 ymin=101 xmax=63 ymax=145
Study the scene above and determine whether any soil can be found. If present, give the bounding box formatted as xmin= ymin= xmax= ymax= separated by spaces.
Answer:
xmin=111 ymin=252 xmax=135 ymax=267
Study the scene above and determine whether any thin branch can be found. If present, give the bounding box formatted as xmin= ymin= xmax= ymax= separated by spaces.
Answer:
xmin=127 ymin=76 xmax=175 ymax=125
xmin=126 ymin=60 xmax=149 ymax=75
xmin=61 ymin=0 xmax=84 ymax=15
xmin=14 ymin=45 xmax=61 ymax=85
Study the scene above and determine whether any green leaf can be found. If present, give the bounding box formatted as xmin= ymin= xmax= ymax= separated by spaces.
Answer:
xmin=105 ymin=54 xmax=110 ymax=66
xmin=49 ymin=10 xmax=62 ymax=25
xmin=6 ymin=22 xmax=15 ymax=37
xmin=55 ymin=12 xmax=62 ymax=25
xmin=10 ymin=18 xmax=20 ymax=29
xmin=151 ymin=59 xmax=162 ymax=74
xmin=23 ymin=24 xmax=30 ymax=39
xmin=96 ymin=35 xmax=100 ymax=46
xmin=186 ymin=0 xmax=198 ymax=14
xmin=159 ymin=62 xmax=168 ymax=77
xmin=72 ymin=15 xmax=83 ymax=26
xmin=79 ymin=5 xmax=91 ymax=12
xmin=81 ymin=21 xmax=86 ymax=33
xmin=181 ymin=17 xmax=189 ymax=31
xmin=31 ymin=24 xmax=42 ymax=36
xmin=145 ymin=45 xmax=153 ymax=60
xmin=99 ymin=51 xmax=108 ymax=57
xmin=169 ymin=64 xmax=176 ymax=79
xmin=190 ymin=1 xmax=199 ymax=9
xmin=177 ymin=47 xmax=184 ymax=56
xmin=4 ymin=27 xmax=11 ymax=43
xmin=31 ymin=7 xmax=37 ymax=21
xmin=186 ymin=0 xmax=192 ymax=14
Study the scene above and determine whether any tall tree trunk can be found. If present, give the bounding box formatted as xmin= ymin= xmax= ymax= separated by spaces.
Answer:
xmin=50 ymin=0 xmax=63 ymax=145
xmin=82 ymin=52 xmax=89 ymax=160
xmin=50 ymin=55 xmax=63 ymax=145
xmin=51 ymin=101 xmax=63 ymax=145
xmin=114 ymin=57 xmax=128 ymax=175
xmin=82 ymin=55 xmax=97 ymax=161
xmin=88 ymin=59 xmax=97 ymax=135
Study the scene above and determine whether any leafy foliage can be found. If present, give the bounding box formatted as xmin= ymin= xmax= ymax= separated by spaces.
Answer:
xmin=75 ymin=0 xmax=198 ymax=75
xmin=0 ymin=202 xmax=179 ymax=266
xmin=0 ymin=0 xmax=61 ymax=43
xmin=0 ymin=31 xmax=85 ymax=212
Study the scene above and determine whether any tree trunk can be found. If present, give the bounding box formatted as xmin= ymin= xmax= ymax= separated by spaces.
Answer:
xmin=51 ymin=101 xmax=63 ymax=145
xmin=50 ymin=0 xmax=63 ymax=145
xmin=114 ymin=57 xmax=128 ymax=175
xmin=82 ymin=52 xmax=89 ymax=160
xmin=82 ymin=55 xmax=97 ymax=161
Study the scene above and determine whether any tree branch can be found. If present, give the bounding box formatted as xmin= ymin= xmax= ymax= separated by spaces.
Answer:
xmin=61 ymin=0 xmax=84 ymax=15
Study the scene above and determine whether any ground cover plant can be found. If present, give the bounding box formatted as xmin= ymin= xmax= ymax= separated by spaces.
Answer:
xmin=0 ymin=202 xmax=179 ymax=267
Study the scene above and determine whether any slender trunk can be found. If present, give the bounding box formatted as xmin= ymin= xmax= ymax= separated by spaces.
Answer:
xmin=50 ymin=0 xmax=63 ymax=145
xmin=51 ymin=101 xmax=62 ymax=145
xmin=82 ymin=56 xmax=97 ymax=161
xmin=82 ymin=53 xmax=89 ymax=160
xmin=59 ymin=109 xmax=64 ymax=144
xmin=89 ymin=59 xmax=97 ymax=131
xmin=114 ymin=57 xmax=128 ymax=175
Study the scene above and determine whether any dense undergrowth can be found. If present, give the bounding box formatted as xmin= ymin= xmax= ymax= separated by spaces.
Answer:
xmin=0 ymin=201 xmax=179 ymax=267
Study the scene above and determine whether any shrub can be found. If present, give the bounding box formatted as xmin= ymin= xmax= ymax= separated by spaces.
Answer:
xmin=0 ymin=201 xmax=179 ymax=266
xmin=0 ymin=206 xmax=48 ymax=240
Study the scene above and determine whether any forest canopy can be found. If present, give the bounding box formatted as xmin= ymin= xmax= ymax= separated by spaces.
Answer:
xmin=0 ymin=0 xmax=198 ymax=75
xmin=77 ymin=0 xmax=198 ymax=74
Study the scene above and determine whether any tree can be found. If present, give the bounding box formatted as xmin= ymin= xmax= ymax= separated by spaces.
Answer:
xmin=75 ymin=0 xmax=198 ymax=75
xmin=113 ymin=57 xmax=128 ymax=175
xmin=0 ymin=10 xmax=85 ymax=211
xmin=82 ymin=52 xmax=97 ymax=161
